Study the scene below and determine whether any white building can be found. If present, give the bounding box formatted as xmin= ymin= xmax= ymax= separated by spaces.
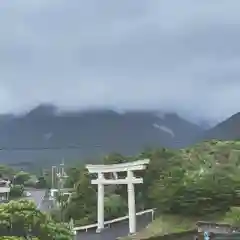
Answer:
xmin=0 ymin=179 xmax=11 ymax=201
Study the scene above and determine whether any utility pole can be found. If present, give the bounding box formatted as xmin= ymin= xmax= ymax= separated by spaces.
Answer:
xmin=56 ymin=159 xmax=68 ymax=221
xmin=59 ymin=159 xmax=64 ymax=190
xmin=51 ymin=166 xmax=56 ymax=189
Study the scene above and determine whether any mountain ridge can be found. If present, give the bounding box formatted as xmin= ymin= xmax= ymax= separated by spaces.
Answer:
xmin=0 ymin=105 xmax=204 ymax=168
xmin=1 ymin=104 xmax=239 ymax=169
xmin=203 ymin=112 xmax=240 ymax=140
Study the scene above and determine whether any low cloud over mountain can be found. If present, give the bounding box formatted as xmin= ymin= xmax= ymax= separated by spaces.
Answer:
xmin=0 ymin=1 xmax=240 ymax=124
xmin=0 ymin=105 xmax=203 ymax=166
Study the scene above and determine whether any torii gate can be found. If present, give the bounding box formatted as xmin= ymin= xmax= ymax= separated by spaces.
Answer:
xmin=86 ymin=159 xmax=150 ymax=234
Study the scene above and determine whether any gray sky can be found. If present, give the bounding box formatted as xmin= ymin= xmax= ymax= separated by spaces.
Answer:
xmin=0 ymin=0 xmax=240 ymax=123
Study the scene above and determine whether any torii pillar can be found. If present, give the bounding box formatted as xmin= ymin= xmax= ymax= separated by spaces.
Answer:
xmin=86 ymin=159 xmax=150 ymax=234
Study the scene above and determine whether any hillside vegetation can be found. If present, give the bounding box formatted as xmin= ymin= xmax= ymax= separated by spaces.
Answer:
xmin=0 ymin=140 xmax=239 ymax=239
xmin=126 ymin=140 xmax=240 ymax=239
xmin=47 ymin=140 xmax=240 ymax=237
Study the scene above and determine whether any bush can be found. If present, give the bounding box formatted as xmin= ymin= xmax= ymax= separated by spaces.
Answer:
xmin=0 ymin=238 xmax=39 ymax=240
xmin=0 ymin=200 xmax=73 ymax=240
xmin=149 ymin=164 xmax=238 ymax=216
xmin=50 ymin=208 xmax=63 ymax=222
xmin=225 ymin=207 xmax=240 ymax=225
xmin=104 ymin=194 xmax=127 ymax=220
xmin=9 ymin=185 xmax=24 ymax=199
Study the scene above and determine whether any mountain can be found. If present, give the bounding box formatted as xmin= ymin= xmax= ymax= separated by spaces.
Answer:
xmin=204 ymin=113 xmax=240 ymax=140
xmin=0 ymin=105 xmax=204 ymax=167
xmin=197 ymin=120 xmax=214 ymax=130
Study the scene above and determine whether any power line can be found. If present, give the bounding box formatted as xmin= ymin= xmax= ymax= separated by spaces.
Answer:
xmin=0 ymin=145 xmax=103 ymax=151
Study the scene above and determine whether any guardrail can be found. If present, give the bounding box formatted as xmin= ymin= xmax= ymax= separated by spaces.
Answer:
xmin=73 ymin=208 xmax=155 ymax=232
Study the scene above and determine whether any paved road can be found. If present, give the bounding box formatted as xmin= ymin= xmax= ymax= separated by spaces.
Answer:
xmin=28 ymin=189 xmax=46 ymax=208
xmin=24 ymin=190 xmax=153 ymax=240
xmin=23 ymin=189 xmax=51 ymax=211
xmin=75 ymin=213 xmax=153 ymax=240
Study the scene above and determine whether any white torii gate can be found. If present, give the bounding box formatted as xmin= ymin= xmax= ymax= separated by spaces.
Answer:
xmin=86 ymin=159 xmax=150 ymax=235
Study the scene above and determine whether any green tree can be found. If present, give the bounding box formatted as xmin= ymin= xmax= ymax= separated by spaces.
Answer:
xmin=0 ymin=200 xmax=73 ymax=240
xmin=0 ymin=165 xmax=15 ymax=179
xmin=64 ymin=169 xmax=97 ymax=224
xmin=9 ymin=185 xmax=24 ymax=199
xmin=35 ymin=176 xmax=48 ymax=189
xmin=104 ymin=194 xmax=127 ymax=220
xmin=138 ymin=148 xmax=178 ymax=208
xmin=13 ymin=171 xmax=31 ymax=185
xmin=225 ymin=207 xmax=240 ymax=225
xmin=0 ymin=237 xmax=39 ymax=240
xmin=64 ymin=167 xmax=82 ymax=188
xmin=149 ymin=149 xmax=239 ymax=216
xmin=103 ymin=152 xmax=130 ymax=165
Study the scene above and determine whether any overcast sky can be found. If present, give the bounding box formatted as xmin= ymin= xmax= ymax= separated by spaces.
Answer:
xmin=0 ymin=0 xmax=240 ymax=123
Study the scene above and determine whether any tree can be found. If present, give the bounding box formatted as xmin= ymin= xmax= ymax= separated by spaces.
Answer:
xmin=0 ymin=165 xmax=16 ymax=179
xmin=0 ymin=200 xmax=73 ymax=240
xmin=9 ymin=185 xmax=24 ymax=199
xmin=148 ymin=144 xmax=239 ymax=216
xmin=35 ymin=176 xmax=48 ymax=189
xmin=64 ymin=169 xmax=97 ymax=225
xmin=225 ymin=207 xmax=240 ymax=225
xmin=64 ymin=167 xmax=82 ymax=188
xmin=0 ymin=237 xmax=39 ymax=240
xmin=137 ymin=148 xmax=178 ymax=208
xmin=103 ymin=153 xmax=129 ymax=165
xmin=13 ymin=171 xmax=31 ymax=185
xmin=104 ymin=194 xmax=127 ymax=220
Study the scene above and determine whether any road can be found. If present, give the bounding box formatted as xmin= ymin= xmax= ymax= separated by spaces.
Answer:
xmin=75 ymin=213 xmax=153 ymax=240
xmin=25 ymin=190 xmax=153 ymax=239
xmin=27 ymin=189 xmax=46 ymax=207
xmin=23 ymin=189 xmax=52 ymax=211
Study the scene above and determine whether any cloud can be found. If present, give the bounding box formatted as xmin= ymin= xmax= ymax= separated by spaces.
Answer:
xmin=0 ymin=0 xmax=240 ymax=123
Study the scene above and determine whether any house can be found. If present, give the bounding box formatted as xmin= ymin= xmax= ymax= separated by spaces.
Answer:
xmin=0 ymin=179 xmax=11 ymax=201
xmin=196 ymin=221 xmax=240 ymax=239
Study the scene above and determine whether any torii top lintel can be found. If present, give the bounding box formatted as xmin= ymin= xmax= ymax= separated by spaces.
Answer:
xmin=86 ymin=159 xmax=150 ymax=173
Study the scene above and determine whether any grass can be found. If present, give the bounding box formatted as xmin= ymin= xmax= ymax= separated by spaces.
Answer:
xmin=121 ymin=214 xmax=196 ymax=240
xmin=120 ymin=212 xmax=234 ymax=240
